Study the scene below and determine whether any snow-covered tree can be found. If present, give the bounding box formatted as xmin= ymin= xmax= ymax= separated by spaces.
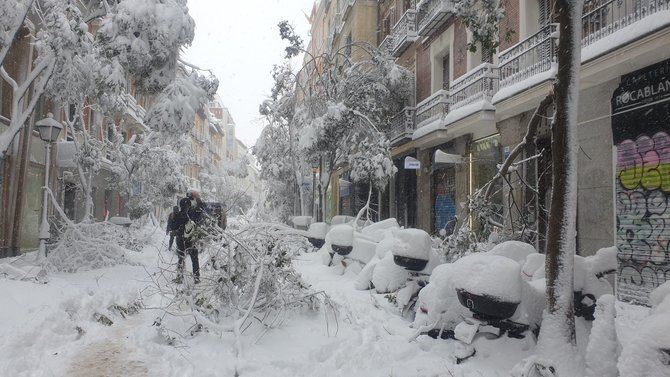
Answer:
xmin=107 ymin=132 xmax=190 ymax=219
xmin=0 ymin=0 xmax=199 ymax=154
xmin=538 ymin=0 xmax=584 ymax=367
xmin=454 ymin=0 xmax=510 ymax=58
xmin=452 ymin=0 xmax=585 ymax=371
xmin=256 ymin=61 xmax=308 ymax=219
xmin=145 ymin=69 xmax=218 ymax=140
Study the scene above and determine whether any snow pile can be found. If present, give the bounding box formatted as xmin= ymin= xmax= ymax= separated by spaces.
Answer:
xmin=585 ymin=294 xmax=618 ymax=377
xmin=291 ymin=216 xmax=313 ymax=229
xmin=330 ymin=215 xmax=355 ymax=225
xmin=413 ymin=263 xmax=466 ymax=333
xmin=307 ymin=222 xmax=328 ymax=239
xmin=391 ymin=228 xmax=432 ymax=261
xmin=0 ymin=262 xmax=47 ymax=283
xmin=521 ymin=253 xmax=545 ymax=280
xmin=360 ymin=218 xmax=399 ymax=242
xmin=371 ymin=253 xmax=410 ymax=294
xmin=327 ymin=224 xmax=354 ymax=247
xmin=452 ymin=254 xmax=522 ymax=303
xmin=617 ymin=284 xmax=670 ymax=377
xmin=487 ymin=240 xmax=537 ymax=263
xmin=375 ymin=232 xmax=396 ymax=259
xmin=650 ymin=281 xmax=670 ymax=310
xmin=350 ymin=236 xmax=377 ymax=264
xmin=585 ymin=246 xmax=617 ymax=275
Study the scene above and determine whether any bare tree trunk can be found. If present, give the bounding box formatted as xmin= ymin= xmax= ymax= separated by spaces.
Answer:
xmin=9 ymin=115 xmax=33 ymax=255
xmin=540 ymin=0 xmax=583 ymax=364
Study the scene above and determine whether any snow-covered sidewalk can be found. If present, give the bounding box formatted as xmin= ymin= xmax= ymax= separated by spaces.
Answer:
xmin=0 ymin=232 xmax=532 ymax=377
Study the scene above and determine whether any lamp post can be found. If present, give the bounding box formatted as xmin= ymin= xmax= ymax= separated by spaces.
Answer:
xmin=35 ymin=113 xmax=63 ymax=260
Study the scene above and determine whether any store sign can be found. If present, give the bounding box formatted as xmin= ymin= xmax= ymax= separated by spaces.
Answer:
xmin=611 ymin=58 xmax=670 ymax=306
xmin=404 ymin=156 xmax=421 ymax=170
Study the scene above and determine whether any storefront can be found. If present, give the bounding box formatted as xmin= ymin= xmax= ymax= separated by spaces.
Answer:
xmin=469 ymin=134 xmax=504 ymax=235
xmin=430 ymin=144 xmax=458 ymax=235
xmin=393 ymin=155 xmax=418 ymax=228
xmin=611 ymin=58 xmax=670 ymax=306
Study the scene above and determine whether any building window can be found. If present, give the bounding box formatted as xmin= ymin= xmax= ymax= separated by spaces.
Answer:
xmin=442 ymin=54 xmax=450 ymax=90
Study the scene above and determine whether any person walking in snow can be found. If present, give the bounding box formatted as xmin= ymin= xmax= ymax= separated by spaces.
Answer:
xmin=166 ymin=205 xmax=179 ymax=251
xmin=173 ymin=197 xmax=201 ymax=284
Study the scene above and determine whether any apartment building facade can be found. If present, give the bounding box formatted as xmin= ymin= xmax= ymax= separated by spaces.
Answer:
xmin=309 ymin=0 xmax=670 ymax=276
xmin=395 ymin=0 xmax=669 ymax=305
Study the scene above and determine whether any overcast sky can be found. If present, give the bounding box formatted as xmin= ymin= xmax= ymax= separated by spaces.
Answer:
xmin=184 ymin=0 xmax=315 ymax=148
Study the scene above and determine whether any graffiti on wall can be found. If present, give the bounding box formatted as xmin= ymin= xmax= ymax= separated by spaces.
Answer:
xmin=612 ymin=58 xmax=670 ymax=306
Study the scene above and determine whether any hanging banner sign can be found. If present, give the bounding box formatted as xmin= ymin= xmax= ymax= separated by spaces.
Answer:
xmin=611 ymin=58 xmax=670 ymax=306
xmin=404 ymin=156 xmax=421 ymax=170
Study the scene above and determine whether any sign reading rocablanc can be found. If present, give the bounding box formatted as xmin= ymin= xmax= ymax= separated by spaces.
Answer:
xmin=611 ymin=58 xmax=670 ymax=306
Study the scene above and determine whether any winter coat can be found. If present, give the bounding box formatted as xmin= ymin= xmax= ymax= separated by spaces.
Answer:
xmin=188 ymin=198 xmax=206 ymax=225
xmin=167 ymin=213 xmax=177 ymax=233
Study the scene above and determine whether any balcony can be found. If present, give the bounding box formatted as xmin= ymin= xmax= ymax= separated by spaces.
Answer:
xmin=582 ymin=0 xmax=670 ymax=53
xmin=386 ymin=107 xmax=415 ymax=145
xmin=391 ymin=9 xmax=419 ymax=57
xmin=380 ymin=34 xmax=394 ymax=56
xmin=415 ymin=89 xmax=449 ymax=128
xmin=338 ymin=0 xmax=355 ymax=26
xmin=498 ymin=23 xmax=558 ymax=92
xmin=449 ymin=63 xmax=499 ymax=111
xmin=417 ymin=0 xmax=455 ymax=37
xmin=122 ymin=92 xmax=147 ymax=130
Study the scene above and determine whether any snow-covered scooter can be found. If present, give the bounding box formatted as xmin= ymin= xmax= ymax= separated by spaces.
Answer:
xmin=450 ymin=243 xmax=617 ymax=363
xmin=391 ymin=229 xmax=440 ymax=318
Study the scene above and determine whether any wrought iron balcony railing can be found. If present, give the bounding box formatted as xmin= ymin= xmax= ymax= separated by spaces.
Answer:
xmin=391 ymin=9 xmax=419 ymax=57
xmin=380 ymin=34 xmax=394 ymax=56
xmin=123 ymin=92 xmax=147 ymax=124
xmin=417 ymin=0 xmax=455 ymax=37
xmin=449 ymin=63 xmax=499 ymax=111
xmin=338 ymin=0 xmax=355 ymax=24
xmin=387 ymin=107 xmax=416 ymax=144
xmin=415 ymin=89 xmax=449 ymax=128
xmin=582 ymin=0 xmax=670 ymax=48
xmin=498 ymin=23 xmax=558 ymax=90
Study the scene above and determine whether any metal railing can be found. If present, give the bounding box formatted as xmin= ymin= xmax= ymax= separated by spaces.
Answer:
xmin=417 ymin=0 xmax=455 ymax=36
xmin=380 ymin=34 xmax=394 ymax=55
xmin=582 ymin=0 xmax=670 ymax=47
xmin=338 ymin=0 xmax=355 ymax=22
xmin=498 ymin=23 xmax=558 ymax=89
xmin=387 ymin=107 xmax=416 ymax=144
xmin=123 ymin=92 xmax=146 ymax=121
xmin=415 ymin=89 xmax=449 ymax=128
xmin=449 ymin=63 xmax=500 ymax=111
xmin=391 ymin=9 xmax=419 ymax=57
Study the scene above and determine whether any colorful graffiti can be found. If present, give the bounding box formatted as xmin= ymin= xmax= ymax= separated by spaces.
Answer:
xmin=612 ymin=58 xmax=670 ymax=306
xmin=615 ymin=132 xmax=670 ymax=304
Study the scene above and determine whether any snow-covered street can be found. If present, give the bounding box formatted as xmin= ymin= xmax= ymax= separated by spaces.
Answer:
xmin=0 ymin=229 xmax=536 ymax=377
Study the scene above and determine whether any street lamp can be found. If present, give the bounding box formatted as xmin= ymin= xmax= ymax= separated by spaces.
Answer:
xmin=35 ymin=113 xmax=63 ymax=260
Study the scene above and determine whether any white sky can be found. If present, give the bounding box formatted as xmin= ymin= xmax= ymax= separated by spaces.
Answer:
xmin=184 ymin=0 xmax=315 ymax=148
